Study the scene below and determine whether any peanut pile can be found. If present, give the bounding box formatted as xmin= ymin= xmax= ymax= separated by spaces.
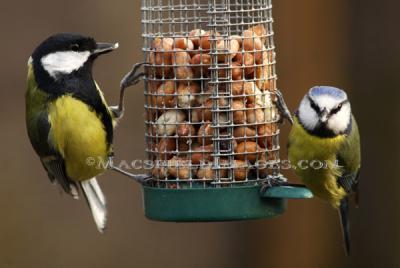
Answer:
xmin=145 ymin=24 xmax=279 ymax=182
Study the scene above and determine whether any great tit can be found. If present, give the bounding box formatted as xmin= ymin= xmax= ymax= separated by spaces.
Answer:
xmin=26 ymin=33 xmax=128 ymax=232
xmin=288 ymin=86 xmax=361 ymax=254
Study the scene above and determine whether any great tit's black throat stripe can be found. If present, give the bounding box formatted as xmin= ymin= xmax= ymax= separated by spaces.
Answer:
xmin=33 ymin=60 xmax=113 ymax=146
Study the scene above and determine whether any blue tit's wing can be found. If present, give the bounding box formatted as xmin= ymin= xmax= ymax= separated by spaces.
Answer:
xmin=336 ymin=115 xmax=361 ymax=195
xmin=27 ymin=111 xmax=78 ymax=198
xmin=337 ymin=170 xmax=360 ymax=194
xmin=335 ymin=115 xmax=361 ymax=255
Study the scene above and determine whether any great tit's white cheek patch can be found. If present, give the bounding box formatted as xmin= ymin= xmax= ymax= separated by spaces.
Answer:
xmin=41 ymin=51 xmax=91 ymax=79
xmin=298 ymin=97 xmax=319 ymax=131
xmin=328 ymin=103 xmax=351 ymax=134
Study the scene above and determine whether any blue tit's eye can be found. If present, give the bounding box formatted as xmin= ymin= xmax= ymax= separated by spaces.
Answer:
xmin=331 ymin=103 xmax=343 ymax=115
xmin=70 ymin=44 xmax=80 ymax=51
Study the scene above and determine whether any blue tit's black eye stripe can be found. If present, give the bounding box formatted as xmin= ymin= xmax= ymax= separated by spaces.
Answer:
xmin=330 ymin=100 xmax=348 ymax=115
xmin=307 ymin=95 xmax=321 ymax=114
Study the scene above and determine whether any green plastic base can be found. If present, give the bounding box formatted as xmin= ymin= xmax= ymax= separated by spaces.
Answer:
xmin=142 ymin=185 xmax=312 ymax=222
xmin=262 ymin=185 xmax=314 ymax=199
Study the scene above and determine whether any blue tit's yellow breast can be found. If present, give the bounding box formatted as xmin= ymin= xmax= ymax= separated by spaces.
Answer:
xmin=288 ymin=117 xmax=346 ymax=207
xmin=48 ymin=95 xmax=109 ymax=181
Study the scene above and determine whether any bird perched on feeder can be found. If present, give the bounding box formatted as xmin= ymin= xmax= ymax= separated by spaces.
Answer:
xmin=26 ymin=33 xmax=146 ymax=232
xmin=287 ymin=86 xmax=361 ymax=254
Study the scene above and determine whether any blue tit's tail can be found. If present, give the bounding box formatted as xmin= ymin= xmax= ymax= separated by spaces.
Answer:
xmin=339 ymin=197 xmax=350 ymax=255
xmin=80 ymin=178 xmax=107 ymax=233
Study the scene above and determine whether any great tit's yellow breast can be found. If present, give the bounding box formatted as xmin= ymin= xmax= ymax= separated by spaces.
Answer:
xmin=288 ymin=117 xmax=346 ymax=207
xmin=48 ymin=95 xmax=109 ymax=181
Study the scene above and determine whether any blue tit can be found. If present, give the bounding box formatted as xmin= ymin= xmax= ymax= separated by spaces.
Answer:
xmin=288 ymin=86 xmax=361 ymax=254
xmin=26 ymin=33 xmax=122 ymax=232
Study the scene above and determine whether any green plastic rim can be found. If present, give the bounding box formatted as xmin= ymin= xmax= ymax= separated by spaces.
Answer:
xmin=141 ymin=185 xmax=287 ymax=222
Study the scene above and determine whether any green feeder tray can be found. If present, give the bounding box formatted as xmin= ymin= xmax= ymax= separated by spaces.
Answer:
xmin=142 ymin=184 xmax=313 ymax=222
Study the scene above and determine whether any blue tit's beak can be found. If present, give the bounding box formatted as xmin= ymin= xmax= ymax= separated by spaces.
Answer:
xmin=320 ymin=108 xmax=329 ymax=123
xmin=92 ymin=42 xmax=119 ymax=55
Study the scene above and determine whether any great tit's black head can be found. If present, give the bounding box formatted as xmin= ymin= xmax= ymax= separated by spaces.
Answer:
xmin=30 ymin=33 xmax=118 ymax=80
xmin=297 ymin=86 xmax=352 ymax=137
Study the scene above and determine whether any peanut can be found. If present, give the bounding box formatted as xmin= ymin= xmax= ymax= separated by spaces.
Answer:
xmin=235 ymin=141 xmax=262 ymax=163
xmin=191 ymin=53 xmax=212 ymax=77
xmin=155 ymin=81 xmax=176 ymax=108
xmin=172 ymin=49 xmax=194 ymax=79
xmin=156 ymin=138 xmax=176 ymax=160
xmin=232 ymin=100 xmax=246 ymax=124
xmin=177 ymin=82 xmax=200 ymax=108
xmin=235 ymin=52 xmax=255 ymax=76
xmin=156 ymin=110 xmax=186 ymax=136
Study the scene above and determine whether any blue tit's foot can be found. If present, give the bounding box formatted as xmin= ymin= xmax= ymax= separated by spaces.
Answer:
xmin=108 ymin=157 xmax=151 ymax=184
xmin=274 ymin=89 xmax=293 ymax=125
xmin=260 ymin=178 xmax=307 ymax=195
xmin=260 ymin=177 xmax=283 ymax=194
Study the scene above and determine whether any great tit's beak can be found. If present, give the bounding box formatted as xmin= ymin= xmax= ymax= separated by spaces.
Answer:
xmin=320 ymin=108 xmax=329 ymax=123
xmin=92 ymin=42 xmax=119 ymax=55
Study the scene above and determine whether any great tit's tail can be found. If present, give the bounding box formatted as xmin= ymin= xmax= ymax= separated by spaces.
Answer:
xmin=80 ymin=178 xmax=107 ymax=233
xmin=339 ymin=197 xmax=350 ymax=255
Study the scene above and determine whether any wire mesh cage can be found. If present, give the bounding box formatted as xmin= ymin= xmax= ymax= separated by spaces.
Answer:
xmin=140 ymin=0 xmax=311 ymax=221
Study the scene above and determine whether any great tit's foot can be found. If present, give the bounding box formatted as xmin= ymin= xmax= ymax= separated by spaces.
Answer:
xmin=109 ymin=105 xmax=124 ymax=119
xmin=113 ymin=62 xmax=147 ymax=120
xmin=108 ymin=157 xmax=151 ymax=184
xmin=274 ymin=89 xmax=293 ymax=125
xmin=120 ymin=62 xmax=146 ymax=90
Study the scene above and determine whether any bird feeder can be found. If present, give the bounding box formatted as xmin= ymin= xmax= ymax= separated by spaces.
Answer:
xmin=138 ymin=0 xmax=312 ymax=222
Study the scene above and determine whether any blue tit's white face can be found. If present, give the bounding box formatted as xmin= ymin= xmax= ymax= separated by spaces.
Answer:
xmin=298 ymin=86 xmax=351 ymax=136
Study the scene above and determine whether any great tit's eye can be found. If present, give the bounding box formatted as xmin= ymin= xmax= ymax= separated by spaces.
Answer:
xmin=70 ymin=44 xmax=80 ymax=52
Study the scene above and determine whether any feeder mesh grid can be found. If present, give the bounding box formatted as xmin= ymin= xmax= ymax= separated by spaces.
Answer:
xmin=142 ymin=0 xmax=283 ymax=188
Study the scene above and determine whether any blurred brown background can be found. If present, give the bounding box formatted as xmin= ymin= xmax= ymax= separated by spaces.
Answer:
xmin=0 ymin=0 xmax=398 ymax=267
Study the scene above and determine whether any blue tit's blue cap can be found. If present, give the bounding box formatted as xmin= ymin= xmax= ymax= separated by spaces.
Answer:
xmin=309 ymin=86 xmax=347 ymax=101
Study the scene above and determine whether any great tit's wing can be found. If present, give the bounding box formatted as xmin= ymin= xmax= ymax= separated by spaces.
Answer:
xmin=41 ymin=156 xmax=79 ymax=199
xmin=27 ymin=111 xmax=79 ymax=198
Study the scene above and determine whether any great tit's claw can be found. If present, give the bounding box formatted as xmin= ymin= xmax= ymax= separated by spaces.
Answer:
xmin=120 ymin=62 xmax=146 ymax=90
xmin=114 ymin=63 xmax=147 ymax=120
xmin=274 ymin=89 xmax=293 ymax=125
xmin=109 ymin=105 xmax=123 ymax=119
xmin=108 ymin=157 xmax=151 ymax=184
